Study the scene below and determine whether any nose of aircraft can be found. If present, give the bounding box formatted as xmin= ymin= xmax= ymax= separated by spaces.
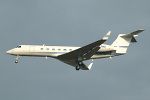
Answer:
xmin=6 ymin=50 xmax=12 ymax=54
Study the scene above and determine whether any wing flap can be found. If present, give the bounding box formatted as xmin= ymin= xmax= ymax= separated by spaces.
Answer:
xmin=83 ymin=46 xmax=100 ymax=60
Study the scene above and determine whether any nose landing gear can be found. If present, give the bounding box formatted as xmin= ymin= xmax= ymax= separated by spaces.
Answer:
xmin=15 ymin=55 xmax=19 ymax=63
xmin=15 ymin=60 xmax=18 ymax=63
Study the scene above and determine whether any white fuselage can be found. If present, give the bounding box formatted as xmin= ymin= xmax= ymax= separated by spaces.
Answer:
xmin=5 ymin=30 xmax=144 ymax=70
xmin=6 ymin=44 xmax=123 ymax=60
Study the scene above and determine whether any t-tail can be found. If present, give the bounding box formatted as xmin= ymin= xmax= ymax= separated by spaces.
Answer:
xmin=111 ymin=29 xmax=144 ymax=54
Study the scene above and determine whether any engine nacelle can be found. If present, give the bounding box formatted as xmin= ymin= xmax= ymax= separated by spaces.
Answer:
xmin=99 ymin=47 xmax=115 ymax=52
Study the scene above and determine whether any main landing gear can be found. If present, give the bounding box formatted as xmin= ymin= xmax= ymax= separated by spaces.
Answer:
xmin=76 ymin=66 xmax=80 ymax=71
xmin=75 ymin=62 xmax=83 ymax=71
xmin=15 ymin=55 xmax=19 ymax=63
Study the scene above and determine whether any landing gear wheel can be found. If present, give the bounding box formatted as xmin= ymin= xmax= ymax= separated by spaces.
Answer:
xmin=78 ymin=62 xmax=83 ymax=66
xmin=15 ymin=55 xmax=19 ymax=63
xmin=78 ymin=62 xmax=82 ymax=65
xmin=76 ymin=66 xmax=80 ymax=71
xmin=15 ymin=60 xmax=18 ymax=63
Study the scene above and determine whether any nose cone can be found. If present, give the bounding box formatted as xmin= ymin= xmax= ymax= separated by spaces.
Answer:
xmin=6 ymin=50 xmax=12 ymax=54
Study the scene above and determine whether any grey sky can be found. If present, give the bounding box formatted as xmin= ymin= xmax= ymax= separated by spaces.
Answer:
xmin=0 ymin=0 xmax=150 ymax=100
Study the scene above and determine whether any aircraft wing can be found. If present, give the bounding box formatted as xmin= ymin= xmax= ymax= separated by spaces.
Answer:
xmin=57 ymin=31 xmax=111 ymax=70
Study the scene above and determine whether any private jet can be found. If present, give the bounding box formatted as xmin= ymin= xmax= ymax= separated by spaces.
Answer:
xmin=6 ymin=29 xmax=144 ymax=70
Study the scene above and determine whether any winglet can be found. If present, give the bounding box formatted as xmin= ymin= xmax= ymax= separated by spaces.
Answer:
xmin=102 ymin=31 xmax=111 ymax=40
xmin=88 ymin=62 xmax=93 ymax=70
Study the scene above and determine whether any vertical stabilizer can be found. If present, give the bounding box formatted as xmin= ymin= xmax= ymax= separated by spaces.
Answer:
xmin=111 ymin=30 xmax=144 ymax=53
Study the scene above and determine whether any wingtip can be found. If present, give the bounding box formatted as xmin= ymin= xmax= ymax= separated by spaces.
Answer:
xmin=102 ymin=31 xmax=111 ymax=40
xmin=107 ymin=31 xmax=111 ymax=35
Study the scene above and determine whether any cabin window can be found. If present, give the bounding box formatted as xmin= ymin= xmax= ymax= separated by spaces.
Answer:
xmin=52 ymin=48 xmax=55 ymax=51
xmin=17 ymin=46 xmax=21 ymax=48
xmin=58 ymin=49 xmax=61 ymax=51
xmin=69 ymin=49 xmax=72 ymax=51
xmin=46 ymin=48 xmax=49 ymax=50
xmin=63 ymin=49 xmax=67 ymax=51
xmin=41 ymin=48 xmax=43 ymax=50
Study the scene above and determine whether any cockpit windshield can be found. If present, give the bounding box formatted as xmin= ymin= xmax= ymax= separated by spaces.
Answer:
xmin=16 ymin=46 xmax=21 ymax=48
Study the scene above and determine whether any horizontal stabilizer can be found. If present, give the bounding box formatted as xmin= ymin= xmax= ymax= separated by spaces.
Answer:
xmin=121 ymin=29 xmax=144 ymax=37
